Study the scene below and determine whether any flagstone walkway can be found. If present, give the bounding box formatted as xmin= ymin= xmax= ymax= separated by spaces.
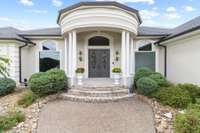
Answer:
xmin=37 ymin=97 xmax=155 ymax=133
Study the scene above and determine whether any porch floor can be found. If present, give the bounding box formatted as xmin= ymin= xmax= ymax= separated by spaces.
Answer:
xmin=75 ymin=78 xmax=120 ymax=88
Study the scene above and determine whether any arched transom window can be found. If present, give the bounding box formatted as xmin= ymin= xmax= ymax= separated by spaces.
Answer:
xmin=39 ymin=41 xmax=60 ymax=72
xmin=89 ymin=36 xmax=109 ymax=46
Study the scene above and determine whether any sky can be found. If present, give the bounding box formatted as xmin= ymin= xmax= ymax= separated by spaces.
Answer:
xmin=0 ymin=0 xmax=199 ymax=30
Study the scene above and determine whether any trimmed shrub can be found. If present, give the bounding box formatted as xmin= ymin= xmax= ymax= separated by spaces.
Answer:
xmin=17 ymin=90 xmax=38 ymax=108
xmin=178 ymin=83 xmax=200 ymax=103
xmin=149 ymin=72 xmax=170 ymax=87
xmin=174 ymin=104 xmax=200 ymax=133
xmin=134 ymin=67 xmax=153 ymax=82
xmin=28 ymin=69 xmax=67 ymax=96
xmin=0 ymin=78 xmax=16 ymax=96
xmin=136 ymin=77 xmax=158 ymax=96
xmin=153 ymin=86 xmax=192 ymax=108
xmin=0 ymin=111 xmax=25 ymax=132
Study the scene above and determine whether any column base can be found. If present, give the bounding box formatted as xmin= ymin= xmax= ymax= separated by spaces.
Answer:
xmin=121 ymin=75 xmax=134 ymax=88
xmin=67 ymin=77 xmax=75 ymax=88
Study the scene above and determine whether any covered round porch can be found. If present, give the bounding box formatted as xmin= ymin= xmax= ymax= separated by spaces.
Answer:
xmin=57 ymin=2 xmax=143 ymax=88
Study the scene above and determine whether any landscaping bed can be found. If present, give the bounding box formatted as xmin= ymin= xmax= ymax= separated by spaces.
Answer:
xmin=0 ymin=88 xmax=59 ymax=133
xmin=0 ymin=68 xmax=68 ymax=133
xmin=134 ymin=67 xmax=200 ymax=133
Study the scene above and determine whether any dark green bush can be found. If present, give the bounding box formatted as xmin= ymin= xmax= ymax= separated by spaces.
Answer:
xmin=28 ymin=69 xmax=67 ymax=96
xmin=153 ymin=86 xmax=192 ymax=108
xmin=134 ymin=67 xmax=153 ymax=82
xmin=136 ymin=77 xmax=158 ymax=96
xmin=178 ymin=83 xmax=200 ymax=103
xmin=0 ymin=111 xmax=25 ymax=132
xmin=0 ymin=78 xmax=16 ymax=96
xmin=17 ymin=90 xmax=38 ymax=108
xmin=174 ymin=104 xmax=200 ymax=133
xmin=149 ymin=72 xmax=170 ymax=87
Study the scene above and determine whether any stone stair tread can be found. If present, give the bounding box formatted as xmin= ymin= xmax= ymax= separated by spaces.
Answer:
xmin=68 ymin=88 xmax=129 ymax=94
xmin=61 ymin=86 xmax=132 ymax=103
xmin=71 ymin=86 xmax=127 ymax=91
xmin=60 ymin=93 xmax=134 ymax=102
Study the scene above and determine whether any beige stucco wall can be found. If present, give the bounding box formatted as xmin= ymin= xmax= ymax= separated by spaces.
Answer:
xmin=21 ymin=38 xmax=65 ymax=81
xmin=0 ymin=41 xmax=21 ymax=83
xmin=163 ymin=32 xmax=200 ymax=85
xmin=20 ymin=31 xmax=123 ymax=80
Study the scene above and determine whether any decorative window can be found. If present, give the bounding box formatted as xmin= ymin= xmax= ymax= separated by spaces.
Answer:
xmin=89 ymin=36 xmax=109 ymax=46
xmin=137 ymin=40 xmax=154 ymax=51
xmin=139 ymin=43 xmax=152 ymax=51
xmin=39 ymin=41 xmax=60 ymax=72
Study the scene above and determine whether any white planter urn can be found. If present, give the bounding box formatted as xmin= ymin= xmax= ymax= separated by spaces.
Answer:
xmin=113 ymin=73 xmax=121 ymax=85
xmin=76 ymin=73 xmax=84 ymax=85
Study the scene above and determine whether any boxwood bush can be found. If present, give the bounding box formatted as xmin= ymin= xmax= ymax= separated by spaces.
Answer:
xmin=178 ymin=83 xmax=200 ymax=103
xmin=148 ymin=73 xmax=170 ymax=87
xmin=174 ymin=104 xmax=200 ymax=133
xmin=28 ymin=69 xmax=67 ymax=96
xmin=153 ymin=86 xmax=192 ymax=108
xmin=134 ymin=67 xmax=153 ymax=82
xmin=0 ymin=78 xmax=16 ymax=96
xmin=136 ymin=77 xmax=158 ymax=96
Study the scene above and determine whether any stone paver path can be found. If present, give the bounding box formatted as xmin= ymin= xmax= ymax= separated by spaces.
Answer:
xmin=37 ymin=97 xmax=155 ymax=133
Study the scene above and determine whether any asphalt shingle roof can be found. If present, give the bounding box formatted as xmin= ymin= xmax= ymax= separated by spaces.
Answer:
xmin=0 ymin=27 xmax=27 ymax=41
xmin=19 ymin=27 xmax=61 ymax=36
xmin=138 ymin=26 xmax=171 ymax=36
xmin=162 ymin=16 xmax=200 ymax=41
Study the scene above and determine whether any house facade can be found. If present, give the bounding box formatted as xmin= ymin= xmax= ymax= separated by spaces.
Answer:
xmin=0 ymin=2 xmax=200 ymax=87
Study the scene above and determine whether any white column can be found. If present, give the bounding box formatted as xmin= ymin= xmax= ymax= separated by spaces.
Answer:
xmin=121 ymin=31 xmax=126 ymax=78
xmin=68 ymin=32 xmax=73 ymax=78
xmin=64 ymin=37 xmax=68 ymax=75
xmin=72 ymin=31 xmax=77 ymax=78
xmin=130 ymin=37 xmax=134 ymax=74
xmin=126 ymin=32 xmax=130 ymax=76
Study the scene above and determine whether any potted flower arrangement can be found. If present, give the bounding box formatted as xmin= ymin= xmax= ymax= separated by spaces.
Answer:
xmin=112 ymin=68 xmax=121 ymax=85
xmin=75 ymin=68 xmax=84 ymax=85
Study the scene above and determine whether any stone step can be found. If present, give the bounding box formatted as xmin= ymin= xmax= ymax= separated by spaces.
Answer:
xmin=71 ymin=86 xmax=128 ymax=91
xmin=68 ymin=88 xmax=129 ymax=97
xmin=59 ymin=93 xmax=135 ymax=103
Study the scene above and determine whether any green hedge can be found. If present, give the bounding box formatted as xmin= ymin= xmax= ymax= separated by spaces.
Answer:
xmin=134 ymin=67 xmax=153 ymax=82
xmin=148 ymin=73 xmax=170 ymax=87
xmin=153 ymin=86 xmax=192 ymax=108
xmin=174 ymin=104 xmax=200 ymax=133
xmin=0 ymin=78 xmax=16 ymax=96
xmin=28 ymin=69 xmax=67 ymax=96
xmin=178 ymin=83 xmax=200 ymax=103
xmin=136 ymin=77 xmax=158 ymax=96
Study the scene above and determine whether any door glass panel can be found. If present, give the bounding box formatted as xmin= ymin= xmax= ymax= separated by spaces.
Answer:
xmin=89 ymin=36 xmax=109 ymax=46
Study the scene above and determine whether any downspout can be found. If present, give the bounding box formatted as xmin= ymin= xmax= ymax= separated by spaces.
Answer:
xmin=157 ymin=44 xmax=167 ymax=77
xmin=19 ymin=43 xmax=28 ymax=83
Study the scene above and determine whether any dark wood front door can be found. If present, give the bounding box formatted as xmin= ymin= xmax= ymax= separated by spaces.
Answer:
xmin=88 ymin=49 xmax=110 ymax=78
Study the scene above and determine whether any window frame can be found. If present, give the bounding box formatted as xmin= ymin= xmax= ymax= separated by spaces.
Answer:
xmin=38 ymin=40 xmax=61 ymax=72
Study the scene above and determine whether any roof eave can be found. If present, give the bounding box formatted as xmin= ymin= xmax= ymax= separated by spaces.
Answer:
xmin=155 ymin=26 xmax=200 ymax=44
